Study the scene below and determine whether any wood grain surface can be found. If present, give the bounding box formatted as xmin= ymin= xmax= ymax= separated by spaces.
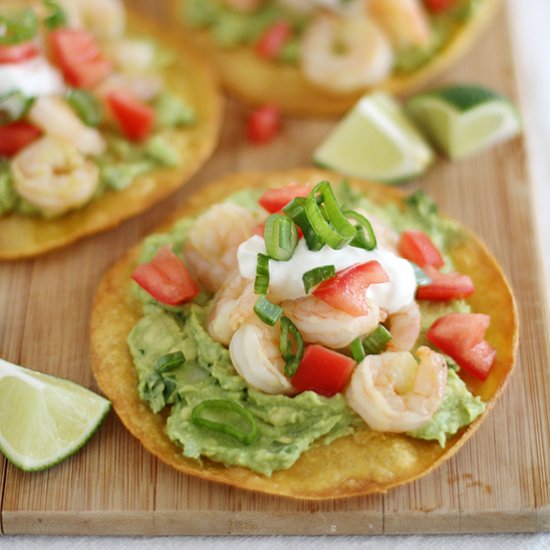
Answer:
xmin=1 ymin=0 xmax=549 ymax=536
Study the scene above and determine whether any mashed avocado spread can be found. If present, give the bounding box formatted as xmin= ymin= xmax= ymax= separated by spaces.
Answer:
xmin=127 ymin=184 xmax=486 ymax=475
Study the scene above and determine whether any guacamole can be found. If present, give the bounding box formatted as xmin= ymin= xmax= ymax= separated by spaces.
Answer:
xmin=127 ymin=184 xmax=486 ymax=476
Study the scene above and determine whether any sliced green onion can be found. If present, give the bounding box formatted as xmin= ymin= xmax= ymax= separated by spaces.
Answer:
xmin=409 ymin=262 xmax=432 ymax=287
xmin=283 ymin=197 xmax=324 ymax=251
xmin=156 ymin=351 xmax=184 ymax=372
xmin=345 ymin=210 xmax=377 ymax=251
xmin=254 ymin=295 xmax=283 ymax=326
xmin=363 ymin=325 xmax=392 ymax=355
xmin=280 ymin=316 xmax=304 ymax=377
xmin=191 ymin=399 xmax=258 ymax=445
xmin=254 ymin=253 xmax=270 ymax=295
xmin=350 ymin=337 xmax=366 ymax=363
xmin=66 ymin=89 xmax=103 ymax=127
xmin=304 ymin=181 xmax=356 ymax=250
xmin=302 ymin=265 xmax=335 ymax=294
xmin=0 ymin=92 xmax=34 ymax=125
xmin=43 ymin=0 xmax=67 ymax=30
xmin=264 ymin=213 xmax=298 ymax=261
xmin=0 ymin=9 xmax=38 ymax=45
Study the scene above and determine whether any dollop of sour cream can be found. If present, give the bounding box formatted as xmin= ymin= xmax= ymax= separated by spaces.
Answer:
xmin=237 ymin=236 xmax=417 ymax=313
xmin=0 ymin=57 xmax=65 ymax=97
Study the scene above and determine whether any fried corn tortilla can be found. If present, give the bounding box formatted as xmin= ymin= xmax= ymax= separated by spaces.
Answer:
xmin=90 ymin=168 xmax=517 ymax=500
xmin=173 ymin=0 xmax=501 ymax=116
xmin=0 ymin=9 xmax=221 ymax=260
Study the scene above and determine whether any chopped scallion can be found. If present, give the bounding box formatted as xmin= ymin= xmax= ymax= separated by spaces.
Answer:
xmin=350 ymin=337 xmax=366 ymax=363
xmin=362 ymin=325 xmax=392 ymax=355
xmin=280 ymin=316 xmax=304 ymax=377
xmin=254 ymin=295 xmax=283 ymax=326
xmin=191 ymin=399 xmax=258 ymax=445
xmin=409 ymin=262 xmax=432 ymax=287
xmin=0 ymin=9 xmax=38 ymax=45
xmin=264 ymin=213 xmax=299 ymax=261
xmin=66 ymin=89 xmax=103 ymax=127
xmin=254 ymin=253 xmax=270 ymax=295
xmin=302 ymin=265 xmax=335 ymax=294
xmin=304 ymin=181 xmax=356 ymax=250
xmin=43 ymin=0 xmax=67 ymax=30
xmin=345 ymin=209 xmax=377 ymax=251
xmin=283 ymin=197 xmax=324 ymax=251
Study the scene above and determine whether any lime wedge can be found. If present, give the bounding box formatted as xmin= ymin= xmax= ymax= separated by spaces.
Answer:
xmin=0 ymin=358 xmax=110 ymax=471
xmin=406 ymin=85 xmax=522 ymax=160
xmin=313 ymin=92 xmax=435 ymax=183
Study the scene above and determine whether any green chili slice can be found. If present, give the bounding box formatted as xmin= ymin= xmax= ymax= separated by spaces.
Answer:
xmin=304 ymin=181 xmax=356 ymax=250
xmin=283 ymin=197 xmax=324 ymax=251
xmin=0 ymin=9 xmax=38 ymax=45
xmin=362 ymin=325 xmax=392 ymax=355
xmin=302 ymin=265 xmax=336 ymax=294
xmin=66 ymin=89 xmax=103 ymax=127
xmin=191 ymin=399 xmax=258 ymax=445
xmin=156 ymin=351 xmax=184 ymax=372
xmin=344 ymin=209 xmax=377 ymax=251
xmin=254 ymin=253 xmax=270 ymax=295
xmin=350 ymin=337 xmax=366 ymax=363
xmin=254 ymin=295 xmax=283 ymax=326
xmin=280 ymin=316 xmax=304 ymax=377
xmin=43 ymin=0 xmax=67 ymax=30
xmin=264 ymin=213 xmax=299 ymax=261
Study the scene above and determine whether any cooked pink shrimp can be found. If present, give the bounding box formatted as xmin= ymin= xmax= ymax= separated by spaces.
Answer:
xmin=300 ymin=14 xmax=394 ymax=93
xmin=386 ymin=300 xmax=421 ymax=352
xmin=281 ymin=295 xmax=380 ymax=349
xmin=184 ymin=203 xmax=260 ymax=293
xmin=345 ymin=346 xmax=447 ymax=432
xmin=207 ymin=273 xmax=257 ymax=346
xmin=368 ymin=0 xmax=432 ymax=51
xmin=229 ymin=318 xmax=294 ymax=395
xmin=222 ymin=0 xmax=264 ymax=12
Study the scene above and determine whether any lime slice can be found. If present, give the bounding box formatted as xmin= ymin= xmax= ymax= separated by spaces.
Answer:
xmin=406 ymin=85 xmax=522 ymax=160
xmin=313 ymin=92 xmax=435 ymax=183
xmin=0 ymin=358 xmax=111 ymax=471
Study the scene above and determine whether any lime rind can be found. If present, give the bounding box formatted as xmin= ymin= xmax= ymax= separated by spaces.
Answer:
xmin=0 ymin=358 xmax=111 ymax=472
xmin=313 ymin=92 xmax=435 ymax=183
xmin=406 ymin=86 xmax=522 ymax=160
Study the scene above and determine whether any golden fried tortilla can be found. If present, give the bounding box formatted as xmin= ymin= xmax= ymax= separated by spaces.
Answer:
xmin=91 ymin=168 xmax=517 ymax=500
xmin=0 ymin=10 xmax=221 ymax=260
xmin=173 ymin=0 xmax=501 ymax=116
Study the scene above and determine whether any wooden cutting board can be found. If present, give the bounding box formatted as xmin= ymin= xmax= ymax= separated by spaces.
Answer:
xmin=1 ymin=1 xmax=549 ymax=536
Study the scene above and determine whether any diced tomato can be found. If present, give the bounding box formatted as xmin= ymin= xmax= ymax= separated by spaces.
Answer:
xmin=424 ymin=0 xmax=456 ymax=13
xmin=416 ymin=265 xmax=474 ymax=301
xmin=255 ymin=21 xmax=292 ymax=60
xmin=0 ymin=121 xmax=42 ymax=157
xmin=247 ymin=104 xmax=281 ymax=145
xmin=291 ymin=344 xmax=356 ymax=397
xmin=0 ymin=42 xmax=39 ymax=64
xmin=398 ymin=230 xmax=444 ymax=268
xmin=313 ymin=261 xmax=389 ymax=316
xmin=131 ymin=245 xmax=200 ymax=306
xmin=106 ymin=89 xmax=155 ymax=142
xmin=50 ymin=29 xmax=112 ymax=89
xmin=427 ymin=312 xmax=496 ymax=380
xmin=259 ymin=183 xmax=311 ymax=213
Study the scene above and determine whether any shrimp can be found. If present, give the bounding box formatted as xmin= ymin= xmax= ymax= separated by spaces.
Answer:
xmin=56 ymin=0 xmax=126 ymax=39
xmin=345 ymin=346 xmax=447 ymax=432
xmin=368 ymin=0 xmax=432 ymax=51
xmin=281 ymin=295 xmax=380 ymax=349
xmin=222 ymin=0 xmax=264 ymax=12
xmin=300 ymin=14 xmax=394 ymax=93
xmin=229 ymin=319 xmax=294 ymax=395
xmin=184 ymin=203 xmax=260 ymax=293
xmin=208 ymin=274 xmax=257 ymax=346
xmin=386 ymin=300 xmax=421 ymax=352
xmin=28 ymin=97 xmax=106 ymax=157
xmin=11 ymin=136 xmax=99 ymax=217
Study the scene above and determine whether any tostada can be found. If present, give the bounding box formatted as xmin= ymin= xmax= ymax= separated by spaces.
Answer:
xmin=174 ymin=0 xmax=501 ymax=116
xmin=91 ymin=169 xmax=517 ymax=499
xmin=0 ymin=0 xmax=221 ymax=259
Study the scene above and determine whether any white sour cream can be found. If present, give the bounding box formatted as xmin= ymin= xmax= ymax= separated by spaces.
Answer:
xmin=237 ymin=236 xmax=417 ymax=313
xmin=0 ymin=57 xmax=65 ymax=98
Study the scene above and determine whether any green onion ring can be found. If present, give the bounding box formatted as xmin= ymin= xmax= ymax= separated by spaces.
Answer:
xmin=302 ymin=265 xmax=336 ymax=294
xmin=280 ymin=316 xmax=304 ymax=377
xmin=350 ymin=337 xmax=366 ymax=363
xmin=254 ymin=253 xmax=270 ymax=295
xmin=362 ymin=325 xmax=392 ymax=355
xmin=264 ymin=213 xmax=299 ymax=261
xmin=283 ymin=197 xmax=324 ymax=251
xmin=254 ymin=295 xmax=283 ymax=326
xmin=344 ymin=210 xmax=377 ymax=251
